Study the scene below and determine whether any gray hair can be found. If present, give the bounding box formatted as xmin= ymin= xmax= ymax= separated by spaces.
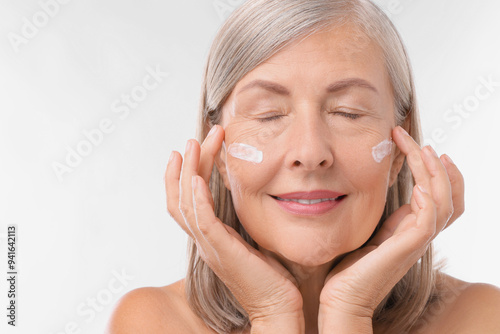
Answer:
xmin=186 ymin=1 xmax=437 ymax=333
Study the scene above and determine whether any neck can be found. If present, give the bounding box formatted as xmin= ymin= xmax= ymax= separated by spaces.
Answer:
xmin=289 ymin=260 xmax=335 ymax=334
xmin=260 ymin=249 xmax=337 ymax=334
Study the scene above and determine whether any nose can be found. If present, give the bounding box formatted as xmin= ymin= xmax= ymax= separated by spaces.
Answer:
xmin=285 ymin=109 xmax=334 ymax=171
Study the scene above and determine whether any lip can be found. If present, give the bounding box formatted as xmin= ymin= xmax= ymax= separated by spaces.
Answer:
xmin=271 ymin=190 xmax=346 ymax=216
xmin=273 ymin=190 xmax=344 ymax=199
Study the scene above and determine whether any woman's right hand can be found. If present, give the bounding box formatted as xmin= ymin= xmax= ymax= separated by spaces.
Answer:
xmin=164 ymin=125 xmax=305 ymax=333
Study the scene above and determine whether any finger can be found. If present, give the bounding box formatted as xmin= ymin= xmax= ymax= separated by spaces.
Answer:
xmin=192 ymin=175 xmax=294 ymax=278
xmin=191 ymin=175 xmax=263 ymax=276
xmin=325 ymin=246 xmax=377 ymax=280
xmin=199 ymin=125 xmax=225 ymax=184
xmin=192 ymin=176 xmax=301 ymax=317
xmin=393 ymin=126 xmax=452 ymax=233
xmin=355 ymin=186 xmax=436 ymax=295
xmin=392 ymin=126 xmax=432 ymax=196
xmin=218 ymin=222 xmax=293 ymax=282
xmin=191 ymin=177 xmax=222 ymax=266
xmin=410 ymin=185 xmax=437 ymax=242
xmin=367 ymin=204 xmax=411 ymax=246
xmin=391 ymin=185 xmax=436 ymax=248
xmin=179 ymin=139 xmax=201 ymax=237
xmin=191 ymin=174 xmax=255 ymax=265
xmin=165 ymin=151 xmax=193 ymax=236
xmin=420 ymin=146 xmax=453 ymax=232
xmin=440 ymin=154 xmax=465 ymax=228
xmin=192 ymin=183 xmax=297 ymax=287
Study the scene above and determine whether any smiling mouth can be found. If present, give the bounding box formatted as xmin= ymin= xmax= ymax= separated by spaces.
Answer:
xmin=271 ymin=195 xmax=346 ymax=205
xmin=269 ymin=190 xmax=347 ymax=215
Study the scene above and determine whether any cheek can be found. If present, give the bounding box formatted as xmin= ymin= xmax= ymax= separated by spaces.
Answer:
xmin=331 ymin=136 xmax=394 ymax=250
xmin=354 ymin=160 xmax=393 ymax=229
xmin=223 ymin=120 xmax=284 ymax=186
xmin=225 ymin=157 xmax=280 ymax=232
xmin=222 ymin=122 xmax=288 ymax=224
xmin=336 ymin=133 xmax=394 ymax=195
xmin=225 ymin=158 xmax=272 ymax=195
xmin=223 ymin=147 xmax=278 ymax=211
xmin=224 ymin=119 xmax=394 ymax=192
xmin=225 ymin=119 xmax=285 ymax=156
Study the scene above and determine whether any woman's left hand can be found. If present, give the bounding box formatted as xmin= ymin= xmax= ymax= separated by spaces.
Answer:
xmin=318 ymin=126 xmax=464 ymax=333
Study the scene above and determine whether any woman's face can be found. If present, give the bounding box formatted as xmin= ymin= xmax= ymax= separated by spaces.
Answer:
xmin=216 ymin=24 xmax=404 ymax=266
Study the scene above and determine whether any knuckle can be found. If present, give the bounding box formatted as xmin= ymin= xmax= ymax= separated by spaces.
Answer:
xmin=197 ymin=220 xmax=210 ymax=235
xmin=178 ymin=201 xmax=191 ymax=217
xmin=407 ymin=150 xmax=422 ymax=165
xmin=194 ymin=195 xmax=210 ymax=212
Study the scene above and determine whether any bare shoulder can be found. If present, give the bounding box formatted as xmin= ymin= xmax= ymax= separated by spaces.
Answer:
xmin=420 ymin=273 xmax=500 ymax=333
xmin=446 ymin=278 xmax=500 ymax=332
xmin=105 ymin=279 xmax=212 ymax=334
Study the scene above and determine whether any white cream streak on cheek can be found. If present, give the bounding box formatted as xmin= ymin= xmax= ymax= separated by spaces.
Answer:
xmin=227 ymin=142 xmax=263 ymax=163
xmin=372 ymin=139 xmax=393 ymax=163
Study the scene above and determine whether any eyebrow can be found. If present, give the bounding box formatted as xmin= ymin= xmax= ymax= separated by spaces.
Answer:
xmin=236 ymin=78 xmax=379 ymax=96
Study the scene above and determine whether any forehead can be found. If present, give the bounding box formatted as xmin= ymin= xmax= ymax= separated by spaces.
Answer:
xmin=221 ymin=23 xmax=393 ymax=121
xmin=266 ymin=24 xmax=378 ymax=67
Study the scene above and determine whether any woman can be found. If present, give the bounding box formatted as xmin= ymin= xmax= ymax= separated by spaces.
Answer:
xmin=107 ymin=0 xmax=500 ymax=333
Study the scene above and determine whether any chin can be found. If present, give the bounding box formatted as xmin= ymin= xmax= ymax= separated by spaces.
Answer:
xmin=243 ymin=213 xmax=378 ymax=268
xmin=264 ymin=237 xmax=350 ymax=268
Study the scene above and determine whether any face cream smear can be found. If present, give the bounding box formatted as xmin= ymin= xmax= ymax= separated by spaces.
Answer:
xmin=372 ymin=139 xmax=393 ymax=163
xmin=226 ymin=142 xmax=263 ymax=163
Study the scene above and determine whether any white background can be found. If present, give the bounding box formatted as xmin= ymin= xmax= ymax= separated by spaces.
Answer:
xmin=0 ymin=0 xmax=499 ymax=333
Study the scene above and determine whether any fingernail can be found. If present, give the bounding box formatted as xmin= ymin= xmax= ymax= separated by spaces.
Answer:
xmin=417 ymin=184 xmax=428 ymax=194
xmin=192 ymin=175 xmax=198 ymax=190
xmin=425 ymin=145 xmax=438 ymax=158
xmin=168 ymin=151 xmax=174 ymax=163
xmin=207 ymin=126 xmax=217 ymax=137
xmin=443 ymin=154 xmax=455 ymax=165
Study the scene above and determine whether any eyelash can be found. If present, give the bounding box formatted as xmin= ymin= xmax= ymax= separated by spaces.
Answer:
xmin=258 ymin=111 xmax=360 ymax=122
xmin=258 ymin=114 xmax=283 ymax=122
xmin=332 ymin=111 xmax=361 ymax=120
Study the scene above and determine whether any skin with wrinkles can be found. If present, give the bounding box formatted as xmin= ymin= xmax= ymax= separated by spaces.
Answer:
xmin=372 ymin=139 xmax=394 ymax=163
xmin=226 ymin=142 xmax=263 ymax=164
xmin=156 ymin=20 xmax=477 ymax=334
xmin=216 ymin=25 xmax=399 ymax=268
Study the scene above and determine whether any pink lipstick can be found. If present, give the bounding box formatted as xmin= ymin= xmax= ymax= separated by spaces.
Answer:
xmin=271 ymin=190 xmax=346 ymax=216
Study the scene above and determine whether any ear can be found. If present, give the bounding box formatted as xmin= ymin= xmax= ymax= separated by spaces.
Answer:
xmin=214 ymin=141 xmax=232 ymax=191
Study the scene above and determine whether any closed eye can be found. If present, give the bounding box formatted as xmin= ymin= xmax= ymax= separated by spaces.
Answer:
xmin=258 ymin=111 xmax=360 ymax=122
xmin=258 ymin=114 xmax=284 ymax=122
xmin=330 ymin=111 xmax=361 ymax=120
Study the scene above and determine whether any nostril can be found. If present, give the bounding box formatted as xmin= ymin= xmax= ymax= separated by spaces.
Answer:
xmin=293 ymin=159 xmax=329 ymax=167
